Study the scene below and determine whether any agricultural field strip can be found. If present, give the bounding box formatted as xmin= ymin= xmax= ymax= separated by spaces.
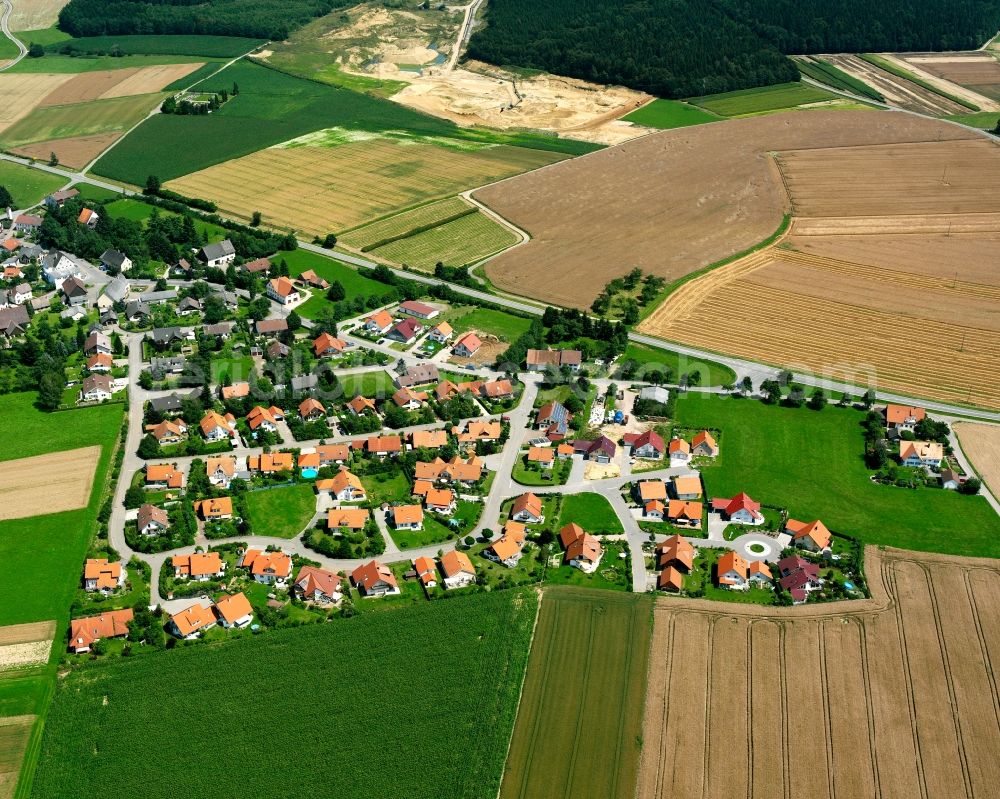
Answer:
xmin=340 ymin=196 xmax=472 ymax=249
xmin=372 ymin=210 xmax=519 ymax=271
xmin=0 ymin=447 xmax=99 ymax=521
xmin=638 ymin=547 xmax=1000 ymax=799
xmin=0 ymin=622 xmax=55 ymax=673
xmin=0 ymin=74 xmax=73 ymax=132
xmin=953 ymin=423 xmax=1000 ymax=501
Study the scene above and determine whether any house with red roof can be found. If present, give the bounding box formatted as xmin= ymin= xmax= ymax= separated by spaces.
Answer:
xmin=692 ymin=430 xmax=719 ymax=457
xmin=710 ymin=492 xmax=763 ymax=525
xmin=294 ymin=566 xmax=343 ymax=604
xmin=351 ymin=560 xmax=400 ymax=597
xmin=387 ymin=318 xmax=423 ymax=344
xmin=453 ymin=332 xmax=482 ymax=357
xmin=69 ymin=609 xmax=133 ymax=653
xmin=623 ymin=429 xmax=665 ymax=459
xmin=362 ymin=310 xmax=394 ymax=335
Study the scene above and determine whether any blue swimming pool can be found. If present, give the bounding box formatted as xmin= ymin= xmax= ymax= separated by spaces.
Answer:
xmin=301 ymin=468 xmax=318 ymax=479
xmin=844 ymin=581 xmax=855 ymax=590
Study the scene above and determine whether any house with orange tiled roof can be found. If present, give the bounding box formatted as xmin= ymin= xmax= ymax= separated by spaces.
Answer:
xmin=644 ymin=499 xmax=665 ymax=520
xmin=671 ymin=475 xmax=702 ymax=501
xmin=172 ymin=552 xmax=225 ymax=581
xmin=884 ymin=404 xmax=925 ymax=433
xmin=453 ymin=331 xmax=482 ymax=357
xmin=240 ymin=549 xmax=292 ymax=586
xmin=748 ymin=560 xmax=773 ymax=587
xmin=527 ymin=445 xmax=554 ymax=469
xmin=83 ymin=558 xmax=125 ymax=593
xmin=559 ymin=523 xmax=603 ymax=572
xmin=299 ymin=397 xmax=326 ymax=420
xmin=247 ymin=452 xmax=294 ymax=474
xmin=658 ymin=566 xmax=684 ymax=592
xmin=455 ymin=419 xmax=502 ymax=444
xmin=314 ymin=443 xmax=350 ymax=465
xmin=485 ymin=523 xmax=527 ymax=568
xmin=206 ymin=456 xmax=237 ymax=487
xmin=556 ymin=443 xmax=574 ymax=459
xmin=668 ymin=437 xmax=691 ymax=463
xmin=410 ymin=429 xmax=448 ymax=449
xmin=412 ymin=478 xmax=434 ymax=498
xmin=194 ymin=496 xmax=234 ymax=520
xmin=511 ymin=492 xmax=544 ymax=524
xmin=391 ymin=504 xmax=424 ymax=530
xmin=899 ymin=440 xmax=943 ymax=468
xmin=214 ymin=592 xmax=254 ymax=629
xmin=441 ymin=550 xmax=476 ymax=589
xmin=145 ymin=418 xmax=187 ymax=445
xmin=785 ymin=518 xmax=832 ymax=552
xmin=424 ymin=487 xmax=456 ymax=515
xmin=69 ymin=609 xmax=133 ymax=653
xmin=246 ymin=405 xmax=284 ymax=433
xmin=145 ymin=463 xmax=184 ymax=490
xmin=428 ymin=321 xmax=453 ymax=343
xmin=169 ymin=602 xmax=217 ymax=639
xmin=692 ymin=430 xmax=719 ymax=457
xmin=392 ymin=387 xmax=428 ymax=409
xmin=366 ymin=435 xmax=402 ymax=458
xmin=294 ymin=566 xmax=343 ymax=604
xmin=78 ymin=207 xmax=99 ymax=227
xmin=327 ymin=507 xmax=370 ymax=531
xmin=414 ymin=455 xmax=483 ymax=485
xmin=666 ymin=500 xmax=702 ymax=529
xmin=656 ymin=535 xmax=695 ymax=573
xmin=362 ymin=310 xmax=394 ymax=335
xmin=267 ymin=276 xmax=300 ymax=306
xmin=321 ymin=467 xmax=366 ymax=502
xmin=351 ymin=560 xmax=400 ymax=597
xmin=200 ymin=410 xmax=237 ymax=442
xmin=635 ymin=480 xmax=667 ymax=504
xmin=347 ymin=395 xmax=377 ymax=416
xmin=717 ymin=551 xmax=749 ymax=590
xmin=86 ymin=352 xmax=113 ymax=373
xmin=221 ymin=382 xmax=250 ymax=401
xmin=312 ymin=332 xmax=347 ymax=357
xmin=413 ymin=555 xmax=438 ymax=590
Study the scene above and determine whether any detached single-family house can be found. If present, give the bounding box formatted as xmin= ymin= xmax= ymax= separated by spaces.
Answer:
xmin=525 ymin=348 xmax=582 ymax=371
xmin=214 ymin=592 xmax=254 ymax=629
xmin=150 ymin=356 xmax=185 ymax=380
xmin=413 ymin=555 xmax=438 ymax=590
xmin=428 ymin=321 xmax=453 ymax=343
xmin=247 ymin=452 xmax=294 ymax=474
xmin=13 ymin=214 xmax=41 ymax=234
xmin=313 ymin=332 xmax=347 ymax=357
xmin=242 ymin=257 xmax=271 ymax=274
xmin=199 ymin=239 xmax=236 ymax=268
xmin=145 ymin=418 xmax=187 ymax=445
xmin=666 ymin=499 xmax=703 ymax=529
xmin=327 ymin=507 xmax=369 ymax=532
xmin=200 ymin=410 xmax=237 ymax=442
xmin=99 ymin=249 xmax=132 ymax=274
xmin=455 ymin=420 xmax=502 ymax=444
xmin=658 ymin=566 xmax=685 ymax=592
xmin=80 ymin=374 xmax=113 ymax=402
xmin=692 ymin=430 xmax=719 ymax=457
xmin=366 ymin=435 xmax=402 ymax=458
xmin=78 ymin=207 xmax=100 ymax=227
xmin=511 ymin=492 xmax=544 ymax=524
xmin=424 ymin=487 xmax=456 ymax=515
xmin=940 ymin=468 xmax=963 ymax=491
xmin=440 ymin=550 xmax=476 ymax=589
xmin=717 ymin=551 xmax=749 ymax=590
xmin=537 ymin=401 xmax=571 ymax=437
xmin=246 ymin=405 xmax=284 ymax=433
xmin=297 ymin=269 xmax=328 ymax=289
xmin=453 ymin=332 xmax=482 ymax=357
xmin=61 ymin=276 xmax=88 ymax=306
xmin=885 ymin=404 xmax=925 ymax=434
xmin=178 ymin=297 xmax=202 ymax=316
xmin=386 ymin=318 xmax=423 ymax=344
xmin=362 ymin=310 xmax=394 ymax=335
xmin=410 ymin=429 xmax=448 ymax=449
xmin=97 ymin=276 xmax=130 ymax=311
xmin=481 ymin=379 xmax=515 ymax=401
xmin=10 ymin=282 xmax=32 ymax=305
xmin=46 ymin=188 xmax=79 ymax=208
xmin=574 ymin=436 xmax=616 ymax=463
xmin=351 ymin=560 xmax=400 ymax=597
xmin=671 ymin=475 xmax=702 ymax=501
xmin=635 ymin=480 xmax=667 ymax=505
xmin=172 ymin=552 xmax=224 ymax=581
xmin=221 ymin=382 xmax=250 ymax=401
xmin=267 ymin=276 xmax=300 ymax=306
xmin=145 ymin=463 xmax=184 ymax=490
xmin=169 ymin=603 xmax=216 ymax=639
xmin=625 ymin=430 xmax=665 ymax=459
xmin=527 ymin=446 xmax=554 ymax=469
xmin=396 ymin=363 xmax=439 ymax=388
xmin=900 ymin=440 xmax=944 ymax=468
xmin=710 ymin=492 xmax=763 ymax=525
xmin=559 ymin=523 xmax=603 ymax=573
xmin=206 ymin=456 xmax=237 ymax=488
xmin=194 ymin=497 xmax=234 ymax=521
xmin=668 ymin=438 xmax=691 ymax=463
xmin=68 ymin=609 xmax=133 ymax=653
xmin=391 ymin=504 xmax=424 ymax=531
xmin=255 ymin=318 xmax=288 ymax=337
xmin=785 ymin=518 xmax=832 ymax=552
xmin=137 ymin=504 xmax=170 ymax=536
xmin=484 ymin=523 xmax=527 ymax=568
xmin=299 ymin=397 xmax=326 ymax=420
xmin=294 ymin=566 xmax=343 ymax=604
xmin=347 ymin=395 xmax=377 ymax=416
xmin=83 ymin=558 xmax=125 ymax=593
xmin=240 ymin=549 xmax=292 ymax=586
xmin=392 ymin=387 xmax=428 ymax=410
xmin=656 ymin=535 xmax=695 ymax=573
xmin=325 ymin=468 xmax=367 ymax=502
xmin=778 ymin=556 xmax=821 ymax=603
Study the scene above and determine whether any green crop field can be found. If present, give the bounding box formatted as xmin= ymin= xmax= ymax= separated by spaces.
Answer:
xmin=75 ymin=184 xmax=122 ymax=202
xmin=556 ymin=493 xmax=624 ymax=534
xmin=92 ymin=60 xmax=596 ymax=185
xmin=622 ymin=99 xmax=720 ymax=129
xmin=0 ymin=395 xmax=123 ymax=627
xmin=244 ymin=484 xmax=316 ymax=539
xmin=9 ymin=53 xmax=209 ymax=73
xmin=500 ymin=588 xmax=651 ymax=799
xmin=619 ymin=342 xmax=737 ymax=388
xmin=2 ymin=92 xmax=166 ymax=149
xmin=372 ymin=210 xmax=520 ymax=272
xmin=690 ymin=81 xmax=839 ymax=116
xmin=341 ymin=196 xmax=472 ymax=249
xmin=676 ymin=394 xmax=1000 ymax=556
xmin=30 ymin=590 xmax=537 ymax=798
xmin=0 ymin=161 xmax=65 ymax=209
xmin=947 ymin=111 xmax=1000 ymax=129
xmin=450 ymin=307 xmax=533 ymax=341
xmin=17 ymin=28 xmax=73 ymax=47
xmin=49 ymin=34 xmax=266 ymax=57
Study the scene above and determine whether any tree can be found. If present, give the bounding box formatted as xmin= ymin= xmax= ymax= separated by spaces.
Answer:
xmin=37 ymin=370 xmax=64 ymax=411
xmin=808 ymin=387 xmax=827 ymax=410
xmin=138 ymin=370 xmax=154 ymax=390
xmin=326 ymin=280 xmax=346 ymax=302
xmin=861 ymin=389 xmax=876 ymax=410
xmin=28 ymin=42 xmax=44 ymax=58
xmin=248 ymin=297 xmax=270 ymax=321
xmin=0 ymin=185 xmax=12 ymax=208
xmin=145 ymin=175 xmax=161 ymax=195
xmin=760 ymin=379 xmax=782 ymax=404
xmin=959 ymin=477 xmax=982 ymax=495
xmin=322 ymin=233 xmax=337 ymax=248
xmin=251 ymin=211 xmax=262 ymax=227
xmin=286 ymin=311 xmax=302 ymax=331
xmin=137 ymin=434 xmax=161 ymax=459
xmin=740 ymin=375 xmax=753 ymax=395
xmin=48 ymin=152 xmax=59 ymax=167
xmin=124 ymin=485 xmax=145 ymax=509
xmin=232 ymin=82 xmax=239 ymax=96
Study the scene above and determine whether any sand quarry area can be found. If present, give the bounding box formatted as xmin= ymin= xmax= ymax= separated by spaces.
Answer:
xmin=0 ymin=446 xmax=100 ymax=521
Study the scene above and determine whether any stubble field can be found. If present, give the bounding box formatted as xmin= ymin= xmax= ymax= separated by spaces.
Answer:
xmin=0 ymin=446 xmax=100 ymax=521
xmin=954 ymin=422 xmax=1000 ymax=500
xmin=902 ymin=53 xmax=1000 ymax=101
xmin=638 ymin=546 xmax=1000 ymax=799
xmin=474 ymin=110 xmax=972 ymax=308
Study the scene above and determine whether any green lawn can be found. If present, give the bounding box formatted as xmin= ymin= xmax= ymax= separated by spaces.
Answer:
xmin=30 ymin=590 xmax=538 ymax=799
xmin=279 ymin=248 xmax=390 ymax=318
xmin=557 ymin=493 xmax=624 ymax=534
xmin=337 ymin=369 xmax=395 ymax=400
xmin=675 ymin=394 xmax=1000 ymax=557
xmin=619 ymin=342 xmax=736 ymax=388
xmin=683 ymin=547 xmax=776 ymax=605
xmin=0 ymin=161 xmax=66 ymax=208
xmin=360 ymin=469 xmax=412 ymax=506
xmin=545 ymin=541 xmax=630 ymax=591
xmin=9 ymin=53 xmax=209 ymax=73
xmin=75 ymin=183 xmax=122 ymax=202
xmin=622 ymin=99 xmax=720 ymax=129
xmin=512 ymin=455 xmax=571 ymax=487
xmin=450 ymin=307 xmax=533 ymax=341
xmin=244 ymin=484 xmax=316 ymax=539
xmin=690 ymin=82 xmax=839 ymax=116
xmin=15 ymin=28 xmax=73 ymax=47
xmin=103 ymin=198 xmax=228 ymax=241
xmin=946 ymin=111 xmax=1000 ymax=129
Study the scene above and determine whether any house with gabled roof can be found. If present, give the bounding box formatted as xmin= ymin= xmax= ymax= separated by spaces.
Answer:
xmin=428 ymin=321 xmax=453 ymax=343
xmin=69 ymin=609 xmax=133 ymax=653
xmin=658 ymin=566 xmax=684 ymax=592
xmin=455 ymin=420 xmax=501 ymax=444
xmin=172 ymin=552 xmax=224 ymax=581
xmin=396 ymin=363 xmax=439 ymax=388
xmin=322 ymin=467 xmax=366 ymax=502
xmin=242 ymin=257 xmax=271 ymax=274
xmin=559 ymin=523 xmax=603 ymax=573
xmin=145 ymin=418 xmax=187 ymax=445
xmin=247 ymin=452 xmax=294 ymax=474
xmin=511 ymin=492 xmax=543 ymax=524
xmin=214 ymin=592 xmax=254 ymax=629
xmin=294 ymin=566 xmax=343 ymax=604
xmin=424 ymin=487 xmax=457 ymax=515
xmin=199 ymin=238 xmax=236 ymax=268
xmin=169 ymin=603 xmax=217 ymax=639
xmin=413 ymin=555 xmax=438 ymax=591
xmin=299 ymin=397 xmax=326 ymax=420
xmin=366 ymin=435 xmax=402 ymax=457
xmin=485 ymin=522 xmax=527 ymax=568
xmin=574 ymin=436 xmax=616 ymax=463
xmin=656 ymin=535 xmax=694 ymax=573
xmin=671 ymin=475 xmax=702 ymax=501
xmin=80 ymin=374 xmax=112 ymax=402
xmin=717 ymin=551 xmax=749 ymax=590
xmin=240 ymin=549 xmax=292 ymax=586
xmin=635 ymin=480 xmax=667 ymax=504
xmin=884 ymin=404 xmax=925 ymax=433
xmin=666 ymin=499 xmax=702 ymax=529
xmin=327 ymin=507 xmax=369 ymax=531
xmin=137 ymin=504 xmax=169 ymax=536
xmin=398 ymin=300 xmax=438 ymax=319
xmin=145 ymin=463 xmax=184 ymax=490
xmin=83 ymin=558 xmax=125 ymax=593
xmin=267 ymin=276 xmax=300 ymax=306
xmin=441 ymin=550 xmax=476 ymax=589
xmin=392 ymin=386 xmax=428 ymax=409
xmin=351 ymin=560 xmax=400 ymax=597
xmin=313 ymin=332 xmax=347 ymax=357
xmin=785 ymin=519 xmax=832 ymax=552
xmin=255 ymin=318 xmax=289 ymax=337
xmin=194 ymin=497 xmax=234 ymax=520
xmin=206 ymin=456 xmax=237 ymax=487
xmin=525 ymin=348 xmax=581 ymax=371
xmin=453 ymin=331 xmax=482 ymax=357
xmin=527 ymin=445 xmax=554 ymax=469
xmin=710 ymin=492 xmax=763 ymax=525
xmin=692 ymin=430 xmax=719 ymax=457
xmin=899 ymin=440 xmax=943 ymax=468
xmin=246 ymin=405 xmax=284 ymax=433
xmin=200 ymin=410 xmax=237 ymax=442
xmin=624 ymin=430 xmax=665 ymax=459
xmin=410 ymin=429 xmax=448 ymax=449
xmin=347 ymin=395 xmax=377 ymax=416
xmin=387 ymin=318 xmax=423 ymax=344
xmin=391 ymin=504 xmax=424 ymax=530
xmin=777 ymin=556 xmax=821 ymax=602
xmin=362 ymin=310 xmax=394 ymax=335
xmin=668 ymin=437 xmax=691 ymax=463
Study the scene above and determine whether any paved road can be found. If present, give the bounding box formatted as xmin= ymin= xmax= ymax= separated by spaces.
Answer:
xmin=0 ymin=0 xmax=26 ymax=71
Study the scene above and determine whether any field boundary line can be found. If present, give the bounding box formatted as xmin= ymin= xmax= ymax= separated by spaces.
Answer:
xmin=700 ymin=615 xmax=717 ymax=799
xmin=561 ymin=599 xmax=597 ymax=799
xmin=648 ymin=609 xmax=676 ymax=799
xmin=817 ymin=621 xmax=835 ymax=799
xmin=855 ymin=617 xmax=883 ymax=798
xmin=962 ymin=570 xmax=1000 ymax=746
xmin=743 ymin=619 xmax=753 ymax=799
xmin=777 ymin=622 xmax=790 ymax=799
xmin=607 ymin=598 xmax=638 ymax=799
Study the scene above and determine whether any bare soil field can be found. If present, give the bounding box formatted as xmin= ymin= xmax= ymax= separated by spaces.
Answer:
xmin=12 ymin=133 xmax=122 ymax=169
xmin=954 ymin=422 xmax=1000 ymax=500
xmin=38 ymin=64 xmax=202 ymax=107
xmin=0 ymin=446 xmax=99 ymax=521
xmin=819 ymin=54 xmax=968 ymax=115
xmin=638 ymin=546 xmax=1000 ymax=799
xmin=880 ymin=52 xmax=1000 ymax=110
xmin=0 ymin=715 xmax=35 ymax=799
xmin=8 ymin=0 xmax=67 ymax=31
xmin=0 ymin=73 xmax=72 ymax=133
xmin=904 ymin=53 xmax=1000 ymax=101
xmin=475 ymin=110 xmax=975 ymax=308
xmin=167 ymin=137 xmax=563 ymax=235
xmin=0 ymin=621 xmax=55 ymax=672
xmin=99 ymin=63 xmax=204 ymax=98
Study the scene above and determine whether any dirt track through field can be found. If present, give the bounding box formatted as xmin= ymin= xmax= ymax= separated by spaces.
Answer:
xmin=638 ymin=547 xmax=1000 ymax=799
xmin=954 ymin=423 xmax=1000 ymax=500
xmin=0 ymin=446 xmax=99 ymax=521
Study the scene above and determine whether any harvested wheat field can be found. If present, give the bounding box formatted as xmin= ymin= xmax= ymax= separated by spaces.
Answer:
xmin=0 ymin=74 xmax=72 ymax=133
xmin=168 ymin=136 xmax=564 ymax=236
xmin=38 ymin=63 xmax=202 ymax=107
xmin=0 ymin=446 xmax=99 ymax=522
xmin=9 ymin=0 xmax=67 ymax=30
xmin=99 ymin=63 xmax=204 ymax=98
xmin=0 ymin=621 xmax=55 ymax=672
xmin=13 ymin=133 xmax=122 ymax=169
xmin=474 ymin=110 xmax=975 ymax=308
xmin=954 ymin=422 xmax=1000 ymax=500
xmin=0 ymin=715 xmax=35 ymax=799
xmin=903 ymin=53 xmax=1000 ymax=101
xmin=638 ymin=547 xmax=1000 ymax=799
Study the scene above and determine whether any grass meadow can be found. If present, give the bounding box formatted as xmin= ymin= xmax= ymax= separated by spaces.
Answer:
xmin=557 ymin=493 xmax=624 ymax=534
xmin=0 ymin=161 xmax=66 ymax=208
xmin=619 ymin=342 xmax=736 ymax=388
xmin=690 ymin=81 xmax=839 ymax=116
xmin=372 ymin=210 xmax=519 ymax=271
xmin=280 ymin=249 xmax=393 ymax=319
xmin=47 ymin=34 xmax=265 ymax=57
xmin=30 ymin=590 xmax=537 ymax=798
xmin=450 ymin=307 xmax=533 ymax=341
xmin=9 ymin=53 xmax=209 ymax=73
xmin=622 ymin=99 xmax=720 ymax=129
xmin=244 ymin=484 xmax=316 ymax=539
xmin=500 ymin=588 xmax=651 ymax=799
xmin=675 ymin=394 xmax=1000 ymax=556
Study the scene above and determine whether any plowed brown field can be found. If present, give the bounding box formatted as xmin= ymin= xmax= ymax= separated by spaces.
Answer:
xmin=954 ymin=422 xmax=1000 ymax=500
xmin=638 ymin=547 xmax=1000 ymax=799
xmin=474 ymin=110 xmax=975 ymax=308
xmin=13 ymin=133 xmax=122 ymax=169
xmin=0 ymin=446 xmax=99 ymax=521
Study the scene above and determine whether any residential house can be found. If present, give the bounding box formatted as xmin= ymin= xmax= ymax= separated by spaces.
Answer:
xmin=635 ymin=480 xmax=667 ymax=506
xmin=240 ymin=549 xmax=292 ymax=586
xmin=386 ymin=318 xmax=423 ymax=344
xmin=365 ymin=435 xmax=402 ymax=458
xmin=200 ymin=410 xmax=237 ymax=442
xmin=511 ymin=492 xmax=544 ymax=524
xmin=525 ymin=348 xmax=582 ymax=371
xmin=692 ymin=430 xmax=719 ymax=457
xmin=171 ymin=258 xmax=192 ymax=277
xmin=206 ymin=456 xmax=237 ymax=488
xmin=556 ymin=443 xmax=574 ymax=459
xmin=940 ymin=468 xmax=963 ymax=490
xmin=658 ymin=566 xmax=684 ymax=592
xmin=481 ymin=379 xmax=515 ymax=401
xmin=455 ymin=420 xmax=502 ymax=444
xmin=137 ymin=293 xmax=178 ymax=309
xmin=294 ymin=566 xmax=343 ymax=604
xmin=199 ymin=239 xmax=236 ymax=268
xmin=242 ymin=257 xmax=271 ymax=274
xmin=297 ymin=269 xmax=328 ymax=289
xmin=194 ymin=497 xmax=234 ymax=520
xmin=150 ymin=356 xmax=185 ymax=380
xmin=453 ymin=332 xmax=482 ymax=357
xmin=169 ymin=603 xmax=217 ymax=639
xmin=785 ymin=519 xmax=832 ymax=552
xmin=145 ymin=418 xmax=187 ymax=445
xmin=900 ymin=440 xmax=944 ymax=468
xmin=362 ymin=310 xmax=393 ymax=335
xmin=313 ymin=332 xmax=347 ymax=357
xmin=307 ymin=443 xmax=350 ymax=466
xmin=777 ymin=556 xmax=821 ymax=603
xmin=172 ymin=552 xmax=224 ymax=581
xmin=45 ymin=188 xmax=79 ymax=208
xmin=398 ymin=300 xmax=439 ymax=319
xmin=59 ymin=276 xmax=88 ymax=306
xmin=203 ymin=321 xmax=234 ymax=339
xmin=267 ymin=276 xmax=300 ymax=306
xmin=255 ymin=318 xmax=288 ymax=337
xmin=347 ymin=395 xmax=377 ymax=416
xmin=413 ymin=555 xmax=438 ymax=590
xmin=624 ymin=430 xmax=665 ymax=459
xmin=85 ymin=331 xmax=112 ymax=356
xmin=537 ymin=401 xmax=572 ymax=437
xmin=666 ymin=500 xmax=703 ymax=529
xmin=99 ymin=249 xmax=132 ymax=273
xmin=13 ymin=214 xmax=41 ymax=234
xmin=247 ymin=452 xmax=294 ymax=474
xmin=643 ymin=499 xmax=665 ymax=520
xmin=396 ymin=363 xmax=439 ymax=388
xmin=440 ymin=550 xmax=476 ymax=590
xmin=83 ymin=558 xmax=125 ymax=593
xmin=0 ymin=305 xmax=27 ymax=342
xmin=428 ymin=321 xmax=453 ymax=343
xmin=748 ymin=561 xmax=773 ymax=587
xmin=145 ymin=463 xmax=184 ymax=490
xmin=148 ymin=391 xmax=198 ymax=415
xmin=559 ymin=522 xmax=603 ymax=573
xmin=671 ymin=475 xmax=702 ymax=501
xmin=10 ymin=282 xmax=32 ymax=305
xmin=299 ymin=397 xmax=326 ymax=420
xmin=717 ymin=551 xmax=749 ymax=590
xmin=410 ymin=429 xmax=448 ymax=449
xmin=424 ymin=487 xmax=457 ymax=515
xmin=327 ymin=507 xmax=369 ymax=532
xmin=351 ymin=560 xmax=400 ymax=597
xmin=124 ymin=300 xmax=150 ymax=322
xmin=68 ymin=609 xmax=133 ymax=653
xmin=391 ymin=504 xmax=424 ymax=531
xmin=710 ymin=492 xmax=763 ymax=525
xmin=97 ymin=276 xmax=130 ymax=311
xmin=656 ymin=535 xmax=695 ymax=573
xmin=86 ymin=353 xmax=113 ymax=373
xmin=392 ymin=387 xmax=428 ymax=410
xmin=42 ymin=251 xmax=80 ymax=288
xmin=885 ymin=404 xmax=926 ymax=434
xmin=149 ymin=327 xmax=191 ymax=348
xmin=484 ymin=523 xmax=527 ymax=568
xmin=221 ymin=382 xmax=250 ymax=401
xmin=325 ymin=468 xmax=367 ymax=502
xmin=527 ymin=446 xmax=554 ymax=469
xmin=177 ymin=297 xmax=202 ymax=316
xmin=2 ymin=265 xmax=22 ymax=281
xmin=668 ymin=438 xmax=691 ymax=463
xmin=574 ymin=436 xmax=616 ymax=463
xmin=214 ymin=592 xmax=254 ymax=629
xmin=80 ymin=374 xmax=113 ymax=402
xmin=267 ymin=342 xmax=290 ymax=359
xmin=246 ymin=405 xmax=284 ymax=434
